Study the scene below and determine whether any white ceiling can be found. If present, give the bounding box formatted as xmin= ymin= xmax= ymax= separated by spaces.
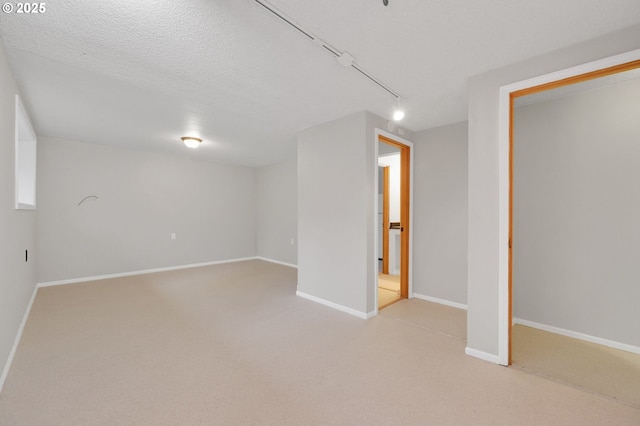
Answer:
xmin=1 ymin=0 xmax=639 ymax=166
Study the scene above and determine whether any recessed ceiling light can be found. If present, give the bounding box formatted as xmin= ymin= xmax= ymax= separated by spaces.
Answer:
xmin=181 ymin=136 xmax=202 ymax=149
xmin=392 ymin=97 xmax=405 ymax=121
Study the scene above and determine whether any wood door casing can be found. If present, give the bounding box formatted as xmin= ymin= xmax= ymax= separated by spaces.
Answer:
xmin=382 ymin=165 xmax=390 ymax=275
xmin=379 ymin=134 xmax=410 ymax=299
xmin=507 ymin=59 xmax=640 ymax=364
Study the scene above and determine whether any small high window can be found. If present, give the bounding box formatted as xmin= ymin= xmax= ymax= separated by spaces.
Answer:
xmin=15 ymin=95 xmax=37 ymax=210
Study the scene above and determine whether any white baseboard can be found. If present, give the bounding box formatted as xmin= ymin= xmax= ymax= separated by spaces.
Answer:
xmin=296 ymin=291 xmax=370 ymax=319
xmin=37 ymin=257 xmax=259 ymax=287
xmin=465 ymin=346 xmax=501 ymax=364
xmin=513 ymin=318 xmax=640 ymax=356
xmin=413 ymin=293 xmax=468 ymax=310
xmin=0 ymin=284 xmax=38 ymax=394
xmin=256 ymin=257 xmax=298 ymax=269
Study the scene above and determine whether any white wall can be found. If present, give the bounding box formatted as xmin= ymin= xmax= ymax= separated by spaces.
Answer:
xmin=378 ymin=153 xmax=400 ymax=222
xmin=255 ymin=159 xmax=297 ymax=266
xmin=467 ymin=24 xmax=640 ymax=360
xmin=0 ymin=46 xmax=37 ymax=389
xmin=413 ymin=122 xmax=468 ymax=306
xmin=513 ymin=77 xmax=640 ymax=347
xmin=36 ymin=137 xmax=256 ymax=283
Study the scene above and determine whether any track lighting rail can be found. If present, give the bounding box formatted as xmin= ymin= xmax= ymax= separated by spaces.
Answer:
xmin=253 ymin=0 xmax=400 ymax=99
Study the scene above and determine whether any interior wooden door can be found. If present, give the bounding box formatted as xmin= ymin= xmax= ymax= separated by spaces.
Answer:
xmin=379 ymin=134 xmax=410 ymax=299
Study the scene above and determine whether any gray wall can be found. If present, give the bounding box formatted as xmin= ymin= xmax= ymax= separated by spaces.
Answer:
xmin=298 ymin=112 xmax=370 ymax=314
xmin=0 ymin=47 xmax=37 ymax=388
xmin=37 ymin=137 xmax=256 ymax=283
xmin=413 ymin=122 xmax=468 ymax=305
xmin=467 ymin=24 xmax=640 ymax=359
xmin=297 ymin=111 xmax=410 ymax=315
xmin=255 ymin=159 xmax=297 ymax=266
xmin=513 ymin=78 xmax=640 ymax=347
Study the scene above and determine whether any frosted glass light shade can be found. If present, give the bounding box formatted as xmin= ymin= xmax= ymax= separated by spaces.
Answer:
xmin=181 ymin=136 xmax=202 ymax=148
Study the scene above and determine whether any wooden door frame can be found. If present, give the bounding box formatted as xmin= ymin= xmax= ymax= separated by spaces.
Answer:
xmin=498 ymin=52 xmax=640 ymax=366
xmin=382 ymin=165 xmax=390 ymax=275
xmin=377 ymin=132 xmax=412 ymax=300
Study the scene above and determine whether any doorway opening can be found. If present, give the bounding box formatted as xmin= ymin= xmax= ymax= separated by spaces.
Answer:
xmin=505 ymin=57 xmax=640 ymax=406
xmin=498 ymin=51 xmax=640 ymax=365
xmin=377 ymin=133 xmax=411 ymax=310
xmin=507 ymin=58 xmax=640 ymax=362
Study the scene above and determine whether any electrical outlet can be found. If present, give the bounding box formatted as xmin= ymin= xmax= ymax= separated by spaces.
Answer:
xmin=171 ymin=233 xmax=176 ymax=240
xmin=290 ymin=238 xmax=294 ymax=245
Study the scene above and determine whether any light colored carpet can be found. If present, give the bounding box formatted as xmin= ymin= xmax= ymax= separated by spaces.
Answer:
xmin=379 ymin=298 xmax=467 ymax=341
xmin=512 ymin=324 xmax=640 ymax=409
xmin=1 ymin=260 xmax=639 ymax=425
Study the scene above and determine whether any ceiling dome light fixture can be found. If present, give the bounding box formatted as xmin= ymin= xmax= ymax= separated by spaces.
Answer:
xmin=181 ymin=136 xmax=202 ymax=149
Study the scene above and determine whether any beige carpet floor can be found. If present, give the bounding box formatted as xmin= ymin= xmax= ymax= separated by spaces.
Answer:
xmin=379 ymin=298 xmax=467 ymax=341
xmin=512 ymin=324 xmax=640 ymax=409
xmin=1 ymin=260 xmax=639 ymax=425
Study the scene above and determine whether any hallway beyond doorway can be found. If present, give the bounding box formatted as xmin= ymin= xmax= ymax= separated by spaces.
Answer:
xmin=378 ymin=273 xmax=401 ymax=309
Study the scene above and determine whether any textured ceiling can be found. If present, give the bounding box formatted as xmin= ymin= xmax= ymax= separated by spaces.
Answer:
xmin=1 ymin=0 xmax=640 ymax=166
